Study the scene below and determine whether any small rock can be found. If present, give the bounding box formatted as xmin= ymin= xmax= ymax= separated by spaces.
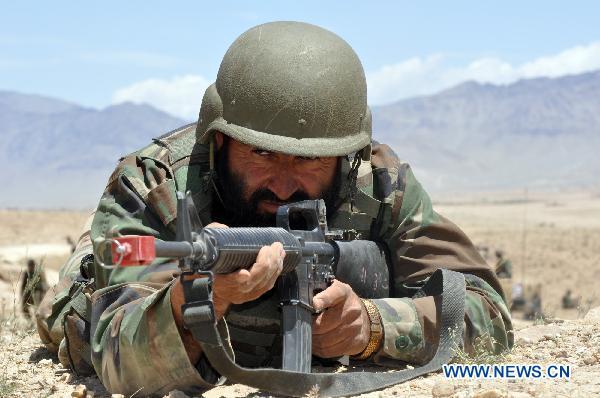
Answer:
xmin=55 ymin=368 xmax=70 ymax=374
xmin=431 ymin=381 xmax=454 ymax=397
xmin=553 ymin=349 xmax=569 ymax=358
xmin=582 ymin=355 xmax=598 ymax=365
xmin=514 ymin=325 xmax=562 ymax=346
xmin=515 ymin=336 xmax=533 ymax=346
xmin=543 ymin=340 xmax=557 ymax=349
xmin=86 ymin=391 xmax=95 ymax=398
xmin=169 ymin=390 xmax=191 ymax=398
xmin=335 ymin=365 xmax=347 ymax=373
xmin=111 ymin=395 xmax=126 ymax=398
xmin=473 ymin=389 xmax=505 ymax=398
xmin=60 ymin=372 xmax=73 ymax=383
xmin=38 ymin=358 xmax=53 ymax=366
xmin=584 ymin=306 xmax=600 ymax=320
xmin=72 ymin=384 xmax=87 ymax=397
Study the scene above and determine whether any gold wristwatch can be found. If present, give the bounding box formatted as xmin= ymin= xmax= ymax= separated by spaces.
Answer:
xmin=351 ymin=299 xmax=383 ymax=360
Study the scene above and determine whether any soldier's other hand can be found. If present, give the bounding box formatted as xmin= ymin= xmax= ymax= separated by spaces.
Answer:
xmin=212 ymin=241 xmax=285 ymax=319
xmin=172 ymin=222 xmax=284 ymax=320
xmin=312 ymin=280 xmax=370 ymax=358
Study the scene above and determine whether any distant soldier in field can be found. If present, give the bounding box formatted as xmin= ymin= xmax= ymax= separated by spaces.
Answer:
xmin=492 ymin=249 xmax=513 ymax=308
xmin=495 ymin=250 xmax=513 ymax=279
xmin=19 ymin=259 xmax=48 ymax=318
xmin=511 ymin=282 xmax=526 ymax=311
xmin=524 ymin=284 xmax=543 ymax=320
xmin=561 ymin=289 xmax=579 ymax=309
xmin=65 ymin=236 xmax=76 ymax=253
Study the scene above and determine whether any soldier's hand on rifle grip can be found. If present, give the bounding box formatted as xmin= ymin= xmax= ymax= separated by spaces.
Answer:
xmin=212 ymin=241 xmax=286 ymax=316
xmin=171 ymin=225 xmax=286 ymax=321
xmin=312 ymin=280 xmax=371 ymax=358
xmin=170 ymin=222 xmax=286 ymax=364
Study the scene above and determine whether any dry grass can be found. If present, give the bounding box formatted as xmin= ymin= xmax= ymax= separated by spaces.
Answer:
xmin=452 ymin=334 xmax=509 ymax=365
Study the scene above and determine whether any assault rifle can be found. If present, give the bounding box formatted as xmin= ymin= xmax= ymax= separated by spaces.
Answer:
xmin=108 ymin=191 xmax=389 ymax=373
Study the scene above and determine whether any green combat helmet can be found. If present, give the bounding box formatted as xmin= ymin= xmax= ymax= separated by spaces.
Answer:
xmin=196 ymin=21 xmax=372 ymax=158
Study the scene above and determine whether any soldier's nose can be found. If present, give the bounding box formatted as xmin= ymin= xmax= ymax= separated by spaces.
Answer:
xmin=268 ymin=177 xmax=300 ymax=201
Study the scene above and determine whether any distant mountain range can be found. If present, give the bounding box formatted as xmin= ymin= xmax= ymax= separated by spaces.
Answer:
xmin=1 ymin=70 xmax=599 ymax=208
xmin=0 ymin=92 xmax=185 ymax=208
xmin=372 ymin=70 xmax=600 ymax=193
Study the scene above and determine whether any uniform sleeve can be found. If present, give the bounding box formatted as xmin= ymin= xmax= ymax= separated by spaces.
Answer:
xmin=368 ymin=144 xmax=513 ymax=365
xmin=88 ymin=155 xmax=232 ymax=396
xmin=35 ymin=212 xmax=95 ymax=353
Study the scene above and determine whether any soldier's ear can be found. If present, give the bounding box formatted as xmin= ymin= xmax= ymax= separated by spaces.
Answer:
xmin=214 ymin=131 xmax=225 ymax=150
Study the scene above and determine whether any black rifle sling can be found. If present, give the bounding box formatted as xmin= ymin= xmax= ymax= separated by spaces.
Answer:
xmin=187 ymin=268 xmax=466 ymax=397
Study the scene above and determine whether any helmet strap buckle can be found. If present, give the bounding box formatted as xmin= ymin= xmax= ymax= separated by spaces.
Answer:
xmin=347 ymin=149 xmax=364 ymax=212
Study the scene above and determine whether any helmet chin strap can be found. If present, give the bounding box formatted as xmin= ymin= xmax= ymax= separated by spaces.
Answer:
xmin=209 ymin=135 xmax=215 ymax=171
xmin=335 ymin=146 xmax=368 ymax=212
xmin=347 ymin=148 xmax=364 ymax=211
xmin=208 ymin=135 xmax=226 ymax=207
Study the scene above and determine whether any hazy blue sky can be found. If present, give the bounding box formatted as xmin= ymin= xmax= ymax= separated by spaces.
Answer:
xmin=2 ymin=1 xmax=599 ymax=118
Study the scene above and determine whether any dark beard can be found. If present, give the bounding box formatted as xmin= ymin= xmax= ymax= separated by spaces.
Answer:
xmin=211 ymin=138 xmax=341 ymax=227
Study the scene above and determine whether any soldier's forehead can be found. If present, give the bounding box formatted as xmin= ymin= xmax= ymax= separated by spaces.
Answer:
xmin=229 ymin=137 xmax=331 ymax=159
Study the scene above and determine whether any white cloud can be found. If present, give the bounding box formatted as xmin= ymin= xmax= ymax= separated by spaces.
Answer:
xmin=366 ymin=54 xmax=446 ymax=105
xmin=367 ymin=42 xmax=600 ymax=105
xmin=112 ymin=42 xmax=600 ymax=116
xmin=519 ymin=43 xmax=600 ymax=78
xmin=112 ymin=75 xmax=211 ymax=120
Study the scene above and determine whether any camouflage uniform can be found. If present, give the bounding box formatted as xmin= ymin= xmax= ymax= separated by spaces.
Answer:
xmin=36 ymin=123 xmax=513 ymax=396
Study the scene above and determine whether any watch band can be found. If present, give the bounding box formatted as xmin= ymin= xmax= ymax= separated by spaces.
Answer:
xmin=351 ymin=299 xmax=383 ymax=360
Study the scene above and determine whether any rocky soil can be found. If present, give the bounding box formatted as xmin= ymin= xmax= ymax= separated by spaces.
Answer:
xmin=0 ymin=192 xmax=598 ymax=397
xmin=0 ymin=307 xmax=598 ymax=397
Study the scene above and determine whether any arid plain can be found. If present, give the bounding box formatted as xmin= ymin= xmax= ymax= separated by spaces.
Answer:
xmin=0 ymin=189 xmax=599 ymax=397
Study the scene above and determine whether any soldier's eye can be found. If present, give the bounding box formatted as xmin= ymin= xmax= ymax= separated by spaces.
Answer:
xmin=298 ymin=156 xmax=318 ymax=161
xmin=252 ymin=149 xmax=273 ymax=156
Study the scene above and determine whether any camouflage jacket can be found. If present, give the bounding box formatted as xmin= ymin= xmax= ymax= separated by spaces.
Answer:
xmin=36 ymin=123 xmax=513 ymax=396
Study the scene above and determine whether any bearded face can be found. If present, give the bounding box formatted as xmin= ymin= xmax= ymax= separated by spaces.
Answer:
xmin=213 ymin=136 xmax=341 ymax=227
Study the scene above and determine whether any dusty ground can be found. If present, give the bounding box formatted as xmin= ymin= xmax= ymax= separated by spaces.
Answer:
xmin=0 ymin=190 xmax=598 ymax=397
xmin=0 ymin=209 xmax=91 ymax=273
xmin=435 ymin=190 xmax=600 ymax=320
